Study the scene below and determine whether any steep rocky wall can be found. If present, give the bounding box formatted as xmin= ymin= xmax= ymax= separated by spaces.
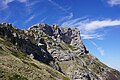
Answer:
xmin=0 ymin=23 xmax=54 ymax=64
xmin=29 ymin=24 xmax=88 ymax=53
xmin=0 ymin=23 xmax=120 ymax=80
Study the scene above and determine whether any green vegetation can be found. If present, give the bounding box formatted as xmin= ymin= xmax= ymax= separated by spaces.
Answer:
xmin=46 ymin=68 xmax=70 ymax=80
xmin=79 ymin=54 xmax=89 ymax=58
xmin=59 ymin=42 xmax=75 ymax=50
xmin=76 ymin=52 xmax=81 ymax=54
xmin=63 ymin=77 xmax=70 ymax=80
xmin=46 ymin=36 xmax=54 ymax=42
xmin=0 ymin=37 xmax=30 ymax=60
xmin=1 ymin=23 xmax=120 ymax=80
xmin=88 ymin=61 xmax=106 ymax=74
xmin=30 ymin=63 xmax=42 ymax=70
xmin=58 ymin=62 xmax=68 ymax=71
xmin=0 ymin=48 xmax=4 ymax=54
xmin=9 ymin=74 xmax=28 ymax=80
xmin=29 ymin=29 xmax=38 ymax=35
xmin=0 ymin=36 xmax=70 ymax=80
xmin=67 ymin=44 xmax=75 ymax=50
xmin=59 ymin=42 xmax=69 ymax=50
xmin=0 ymin=70 xmax=5 ymax=79
xmin=7 ymin=47 xmax=29 ymax=60
xmin=0 ymin=38 xmax=13 ymax=48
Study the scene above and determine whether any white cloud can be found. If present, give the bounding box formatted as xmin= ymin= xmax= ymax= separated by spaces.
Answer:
xmin=48 ymin=0 xmax=68 ymax=12
xmin=89 ymin=40 xmax=105 ymax=56
xmin=81 ymin=34 xmax=103 ymax=40
xmin=107 ymin=0 xmax=120 ymax=6
xmin=64 ymin=12 xmax=73 ymax=20
xmin=40 ymin=17 xmax=47 ymax=23
xmin=61 ymin=16 xmax=88 ymax=27
xmin=0 ymin=0 xmax=14 ymax=9
xmin=58 ymin=12 xmax=73 ymax=23
xmin=24 ymin=15 xmax=35 ymax=24
xmin=0 ymin=0 xmax=28 ymax=10
xmin=83 ymin=19 xmax=120 ymax=31
xmin=18 ymin=0 xmax=27 ymax=3
xmin=2 ymin=0 xmax=14 ymax=5
xmin=61 ymin=18 xmax=120 ymax=39
xmin=26 ymin=1 xmax=40 ymax=7
xmin=97 ymin=47 xmax=105 ymax=56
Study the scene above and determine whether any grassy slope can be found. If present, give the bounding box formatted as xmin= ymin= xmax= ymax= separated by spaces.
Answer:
xmin=0 ymin=37 xmax=69 ymax=80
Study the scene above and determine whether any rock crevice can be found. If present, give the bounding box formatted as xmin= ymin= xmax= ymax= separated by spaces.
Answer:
xmin=0 ymin=23 xmax=120 ymax=80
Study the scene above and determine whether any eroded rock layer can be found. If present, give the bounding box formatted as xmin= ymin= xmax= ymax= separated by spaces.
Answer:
xmin=0 ymin=23 xmax=120 ymax=80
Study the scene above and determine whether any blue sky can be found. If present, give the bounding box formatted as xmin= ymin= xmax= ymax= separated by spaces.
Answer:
xmin=0 ymin=0 xmax=120 ymax=70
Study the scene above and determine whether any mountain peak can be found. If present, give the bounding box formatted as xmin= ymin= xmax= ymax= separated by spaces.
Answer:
xmin=0 ymin=23 xmax=120 ymax=80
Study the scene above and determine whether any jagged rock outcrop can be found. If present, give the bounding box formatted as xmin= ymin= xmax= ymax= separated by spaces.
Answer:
xmin=0 ymin=22 xmax=120 ymax=80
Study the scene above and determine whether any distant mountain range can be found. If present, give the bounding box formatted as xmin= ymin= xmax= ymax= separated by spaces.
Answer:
xmin=0 ymin=22 xmax=120 ymax=80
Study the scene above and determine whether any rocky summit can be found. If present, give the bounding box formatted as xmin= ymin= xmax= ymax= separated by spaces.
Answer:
xmin=0 ymin=22 xmax=120 ymax=80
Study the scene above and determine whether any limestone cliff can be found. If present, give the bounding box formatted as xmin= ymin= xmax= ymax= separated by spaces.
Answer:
xmin=0 ymin=23 xmax=120 ymax=80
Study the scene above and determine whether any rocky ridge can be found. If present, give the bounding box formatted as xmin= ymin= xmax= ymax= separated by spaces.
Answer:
xmin=0 ymin=22 xmax=120 ymax=80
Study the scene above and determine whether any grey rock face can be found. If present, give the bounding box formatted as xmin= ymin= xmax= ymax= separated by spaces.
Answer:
xmin=50 ymin=49 xmax=72 ymax=61
xmin=29 ymin=23 xmax=88 ymax=54
xmin=0 ymin=23 xmax=54 ymax=65
xmin=0 ymin=23 xmax=120 ymax=80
